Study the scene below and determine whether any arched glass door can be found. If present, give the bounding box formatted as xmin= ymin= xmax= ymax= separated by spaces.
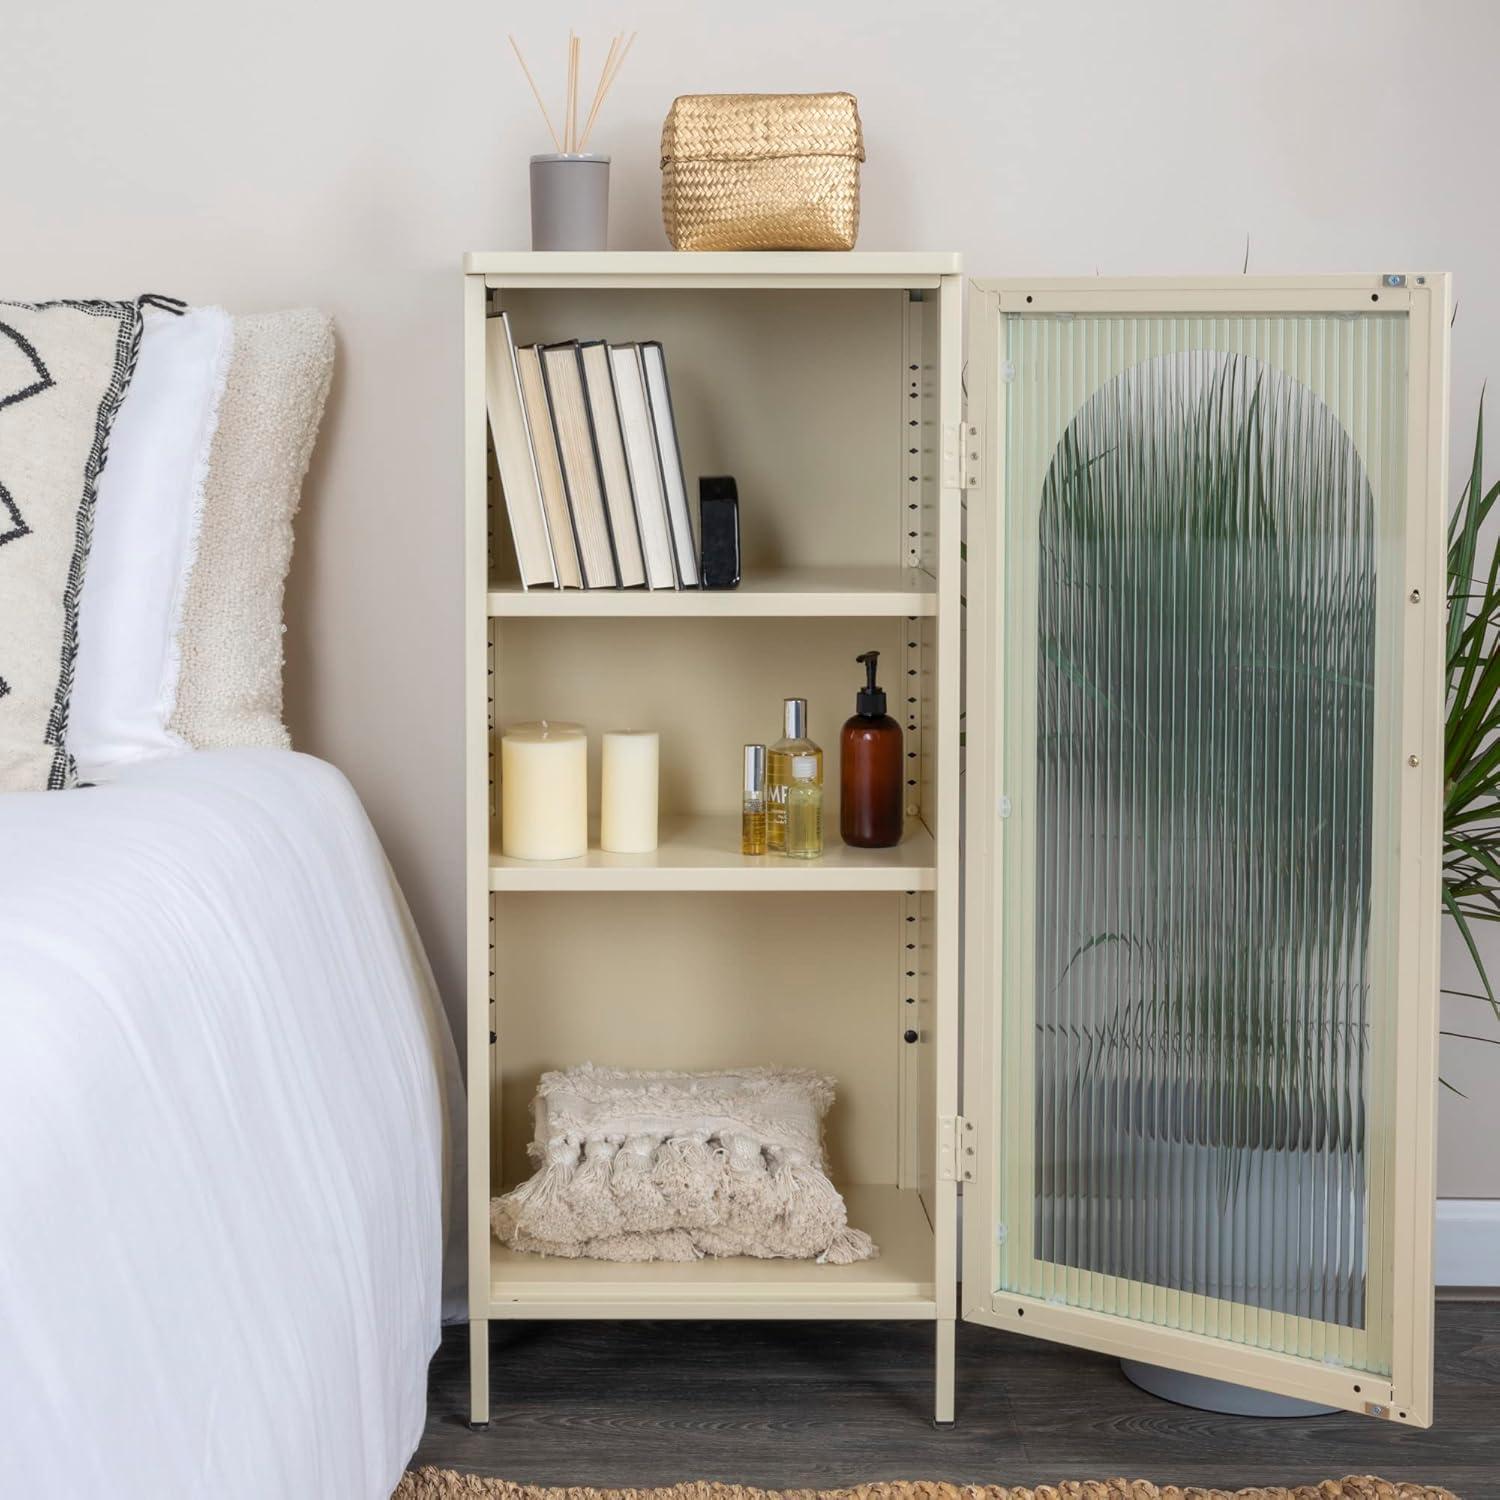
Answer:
xmin=963 ymin=279 xmax=1448 ymax=1426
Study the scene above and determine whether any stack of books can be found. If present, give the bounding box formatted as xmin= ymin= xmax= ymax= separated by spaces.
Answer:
xmin=486 ymin=311 xmax=700 ymax=590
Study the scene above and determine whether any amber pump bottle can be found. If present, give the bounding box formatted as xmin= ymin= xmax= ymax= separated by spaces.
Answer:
xmin=840 ymin=651 xmax=904 ymax=848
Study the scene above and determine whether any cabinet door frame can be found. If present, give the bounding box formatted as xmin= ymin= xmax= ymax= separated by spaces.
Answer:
xmin=959 ymin=275 xmax=1450 ymax=1427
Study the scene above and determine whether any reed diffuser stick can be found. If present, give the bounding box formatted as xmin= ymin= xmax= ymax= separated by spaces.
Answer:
xmin=579 ymin=31 xmax=634 ymax=151
xmin=507 ymin=35 xmax=562 ymax=152
xmin=565 ymin=33 xmax=580 ymax=152
xmin=579 ymin=33 xmax=619 ymax=146
xmin=509 ymin=31 xmax=634 ymax=154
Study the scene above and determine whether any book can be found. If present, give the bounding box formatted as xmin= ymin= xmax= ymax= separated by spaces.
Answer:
xmin=640 ymin=341 xmax=699 ymax=588
xmin=539 ymin=341 xmax=620 ymax=589
xmin=514 ymin=345 xmax=582 ymax=589
xmin=578 ymin=342 xmax=646 ymax=588
xmin=609 ymin=343 xmax=679 ymax=590
xmin=484 ymin=311 xmax=555 ymax=588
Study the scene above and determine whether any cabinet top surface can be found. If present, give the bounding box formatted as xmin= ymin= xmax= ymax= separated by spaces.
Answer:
xmin=464 ymin=250 xmax=962 ymax=279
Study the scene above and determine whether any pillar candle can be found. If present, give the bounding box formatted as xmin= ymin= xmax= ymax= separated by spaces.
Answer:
xmin=500 ymin=721 xmax=587 ymax=860
xmin=599 ymin=729 xmax=659 ymax=854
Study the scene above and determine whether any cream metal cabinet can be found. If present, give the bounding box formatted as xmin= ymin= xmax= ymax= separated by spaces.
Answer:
xmin=464 ymin=256 xmax=1448 ymax=1429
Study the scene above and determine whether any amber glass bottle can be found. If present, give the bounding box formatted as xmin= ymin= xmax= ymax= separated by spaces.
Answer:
xmin=840 ymin=651 xmax=903 ymax=848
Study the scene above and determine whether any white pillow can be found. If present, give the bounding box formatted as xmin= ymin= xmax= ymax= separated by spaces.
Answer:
xmin=69 ymin=304 xmax=232 ymax=776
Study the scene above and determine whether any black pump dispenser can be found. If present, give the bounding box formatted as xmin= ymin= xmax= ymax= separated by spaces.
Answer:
xmin=855 ymin=651 xmax=886 ymax=717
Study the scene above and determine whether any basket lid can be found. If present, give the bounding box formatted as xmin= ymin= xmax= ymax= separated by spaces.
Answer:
xmin=661 ymin=92 xmax=865 ymax=166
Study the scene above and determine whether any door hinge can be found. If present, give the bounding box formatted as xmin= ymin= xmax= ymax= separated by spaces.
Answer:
xmin=939 ymin=1115 xmax=975 ymax=1182
xmin=943 ymin=423 xmax=983 ymax=492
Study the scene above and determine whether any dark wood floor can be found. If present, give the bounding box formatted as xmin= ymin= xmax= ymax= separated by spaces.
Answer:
xmin=413 ymin=1303 xmax=1499 ymax=1499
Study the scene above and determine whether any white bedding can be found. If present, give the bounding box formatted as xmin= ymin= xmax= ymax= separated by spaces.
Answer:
xmin=0 ymin=749 xmax=458 ymax=1500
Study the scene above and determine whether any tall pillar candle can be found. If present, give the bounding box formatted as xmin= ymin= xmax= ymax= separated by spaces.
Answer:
xmin=500 ymin=721 xmax=588 ymax=860
xmin=599 ymin=729 xmax=659 ymax=854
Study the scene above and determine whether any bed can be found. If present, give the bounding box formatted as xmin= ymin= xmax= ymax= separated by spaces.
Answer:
xmin=0 ymin=748 xmax=460 ymax=1500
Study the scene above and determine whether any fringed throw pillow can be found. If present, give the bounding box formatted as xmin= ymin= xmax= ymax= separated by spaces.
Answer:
xmin=0 ymin=300 xmax=141 ymax=792
xmin=492 ymin=1064 xmax=878 ymax=1265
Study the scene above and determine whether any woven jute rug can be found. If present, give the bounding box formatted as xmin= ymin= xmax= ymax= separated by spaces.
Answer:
xmin=394 ymin=1477 xmax=1457 ymax=1500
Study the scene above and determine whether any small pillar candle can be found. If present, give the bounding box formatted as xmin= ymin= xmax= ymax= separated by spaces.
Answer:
xmin=500 ymin=720 xmax=587 ymax=860
xmin=599 ymin=729 xmax=659 ymax=854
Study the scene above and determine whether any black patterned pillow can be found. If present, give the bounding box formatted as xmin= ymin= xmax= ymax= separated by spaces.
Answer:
xmin=0 ymin=301 xmax=141 ymax=791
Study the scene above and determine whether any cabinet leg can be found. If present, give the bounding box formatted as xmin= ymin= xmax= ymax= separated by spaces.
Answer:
xmin=468 ymin=1317 xmax=490 ymax=1428
xmin=934 ymin=1317 xmax=955 ymax=1425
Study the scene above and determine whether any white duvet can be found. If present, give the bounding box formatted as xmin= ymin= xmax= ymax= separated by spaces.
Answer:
xmin=0 ymin=750 xmax=458 ymax=1500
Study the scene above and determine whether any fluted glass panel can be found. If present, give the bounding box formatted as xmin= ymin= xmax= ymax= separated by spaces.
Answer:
xmin=996 ymin=313 xmax=1406 ymax=1375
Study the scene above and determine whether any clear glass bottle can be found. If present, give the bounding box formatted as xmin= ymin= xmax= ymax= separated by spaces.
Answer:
xmin=767 ymin=698 xmax=822 ymax=852
xmin=784 ymin=754 xmax=823 ymax=859
xmin=741 ymin=743 xmax=767 ymax=855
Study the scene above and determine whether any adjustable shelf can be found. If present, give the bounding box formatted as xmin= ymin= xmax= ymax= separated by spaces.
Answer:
xmin=487 ymin=565 xmax=939 ymax=618
xmin=489 ymin=814 xmax=936 ymax=892
xmin=487 ymin=1184 xmax=937 ymax=1319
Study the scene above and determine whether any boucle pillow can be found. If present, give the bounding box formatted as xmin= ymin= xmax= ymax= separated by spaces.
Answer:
xmin=169 ymin=309 xmax=334 ymax=750
xmin=0 ymin=300 xmax=141 ymax=791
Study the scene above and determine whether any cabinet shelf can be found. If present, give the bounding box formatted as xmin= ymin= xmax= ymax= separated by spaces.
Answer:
xmin=488 ymin=1184 xmax=936 ymax=1318
xmin=489 ymin=815 xmax=936 ymax=892
xmin=488 ymin=566 xmax=938 ymax=619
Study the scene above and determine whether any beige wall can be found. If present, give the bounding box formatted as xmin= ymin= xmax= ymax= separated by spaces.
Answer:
xmin=5 ymin=0 xmax=1497 ymax=1196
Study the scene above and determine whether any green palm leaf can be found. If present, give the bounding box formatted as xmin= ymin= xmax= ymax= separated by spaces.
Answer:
xmin=1445 ymin=398 xmax=1500 ymax=1025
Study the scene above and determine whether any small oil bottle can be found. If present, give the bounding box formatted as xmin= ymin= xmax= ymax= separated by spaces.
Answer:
xmin=784 ymin=754 xmax=823 ymax=859
xmin=767 ymin=698 xmax=821 ymax=851
xmin=741 ymin=743 xmax=768 ymax=855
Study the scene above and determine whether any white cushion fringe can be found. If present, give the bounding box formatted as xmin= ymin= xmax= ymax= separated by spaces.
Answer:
xmin=491 ymin=1064 xmax=878 ymax=1265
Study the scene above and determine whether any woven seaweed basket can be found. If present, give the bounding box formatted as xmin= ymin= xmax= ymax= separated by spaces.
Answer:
xmin=660 ymin=92 xmax=865 ymax=251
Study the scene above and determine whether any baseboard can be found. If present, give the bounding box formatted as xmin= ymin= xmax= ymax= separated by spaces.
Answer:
xmin=1437 ymin=1198 xmax=1500 ymax=1287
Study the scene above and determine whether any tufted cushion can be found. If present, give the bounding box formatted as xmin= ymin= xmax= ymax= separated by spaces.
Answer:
xmin=170 ymin=309 xmax=334 ymax=750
